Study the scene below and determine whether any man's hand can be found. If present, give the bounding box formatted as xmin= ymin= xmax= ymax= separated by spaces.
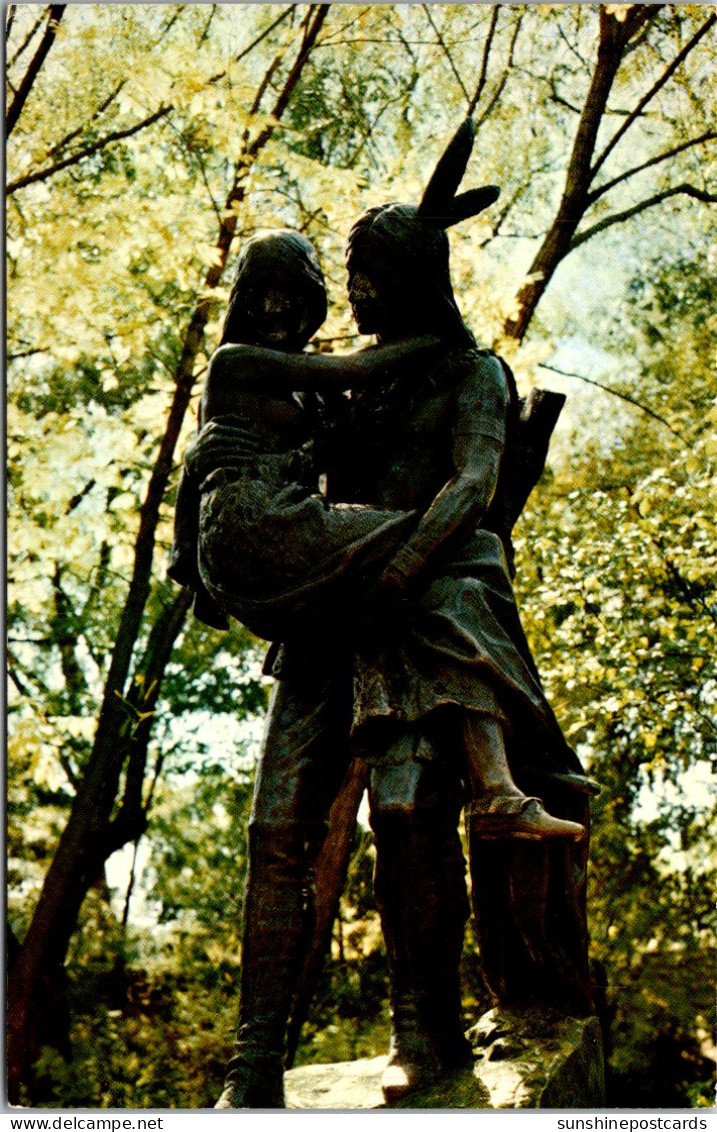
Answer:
xmin=359 ymin=565 xmax=414 ymax=639
xmin=184 ymin=416 xmax=247 ymax=483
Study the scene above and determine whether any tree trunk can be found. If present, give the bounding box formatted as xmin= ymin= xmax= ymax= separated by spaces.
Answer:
xmin=503 ymin=6 xmax=658 ymax=343
xmin=286 ymin=758 xmax=369 ymax=1066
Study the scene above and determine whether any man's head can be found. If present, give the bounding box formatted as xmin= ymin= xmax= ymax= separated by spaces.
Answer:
xmin=346 ymin=119 xmax=499 ymax=344
xmin=346 ymin=204 xmax=453 ymax=340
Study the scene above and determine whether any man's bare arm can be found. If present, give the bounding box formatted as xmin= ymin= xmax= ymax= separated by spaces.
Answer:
xmin=379 ymin=353 xmax=508 ymax=590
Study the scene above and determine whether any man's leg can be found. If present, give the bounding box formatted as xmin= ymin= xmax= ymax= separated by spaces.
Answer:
xmin=368 ymin=728 xmax=472 ymax=1103
xmin=216 ymin=653 xmax=353 ymax=1108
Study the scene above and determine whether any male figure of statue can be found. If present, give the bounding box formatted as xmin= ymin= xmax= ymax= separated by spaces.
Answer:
xmin=333 ymin=119 xmax=594 ymax=1099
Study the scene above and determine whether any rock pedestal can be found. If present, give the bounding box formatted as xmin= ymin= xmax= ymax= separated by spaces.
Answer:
xmin=285 ymin=1006 xmax=605 ymax=1110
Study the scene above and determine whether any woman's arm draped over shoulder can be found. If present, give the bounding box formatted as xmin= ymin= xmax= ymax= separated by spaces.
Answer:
xmin=202 ymin=336 xmax=444 ymax=418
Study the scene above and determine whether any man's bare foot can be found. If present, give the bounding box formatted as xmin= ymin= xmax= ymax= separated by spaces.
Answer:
xmin=468 ymin=796 xmax=585 ymax=841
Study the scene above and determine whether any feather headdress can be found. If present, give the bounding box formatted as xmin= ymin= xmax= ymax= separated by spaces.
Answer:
xmin=417 ymin=117 xmax=500 ymax=229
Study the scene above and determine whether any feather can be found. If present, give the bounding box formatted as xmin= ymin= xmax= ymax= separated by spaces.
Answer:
xmin=418 ymin=118 xmax=475 ymax=219
xmin=442 ymin=186 xmax=501 ymax=228
xmin=418 ymin=118 xmax=500 ymax=228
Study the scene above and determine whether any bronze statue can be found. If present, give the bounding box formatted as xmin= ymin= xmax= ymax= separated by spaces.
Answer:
xmin=168 ymin=229 xmax=443 ymax=638
xmin=171 ymin=119 xmax=596 ymax=1110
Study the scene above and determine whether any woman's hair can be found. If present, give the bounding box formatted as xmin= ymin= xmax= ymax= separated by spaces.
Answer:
xmin=346 ymin=203 xmax=476 ymax=349
xmin=221 ymin=230 xmax=327 ymax=346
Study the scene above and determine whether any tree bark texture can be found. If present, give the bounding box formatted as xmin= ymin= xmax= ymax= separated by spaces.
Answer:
xmin=503 ymin=6 xmax=660 ymax=343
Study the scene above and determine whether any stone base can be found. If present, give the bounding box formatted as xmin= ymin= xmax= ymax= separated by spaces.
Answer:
xmin=285 ymin=1006 xmax=605 ymax=1109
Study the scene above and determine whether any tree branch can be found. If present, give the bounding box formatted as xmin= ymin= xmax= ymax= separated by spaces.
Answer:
xmin=249 ymin=4 xmax=330 ymax=156
xmin=109 ymin=588 xmax=192 ymax=854
xmin=556 ymin=13 xmax=590 ymax=72
xmin=7 ymin=6 xmax=46 ymax=67
xmin=209 ymin=4 xmax=295 ymax=84
xmin=6 ymin=347 xmax=47 ymax=361
xmin=197 ymin=4 xmax=217 ymax=48
xmin=467 ymin=4 xmax=499 ymax=116
xmin=51 ymin=565 xmax=89 ymax=708
xmin=36 ymin=8 xmax=181 ymax=166
xmin=6 ymin=5 xmax=65 ymax=136
xmin=588 ymin=129 xmax=717 ymax=203
xmin=475 ymin=11 xmax=523 ymax=132
xmin=619 ymin=3 xmax=663 ymax=45
xmin=538 ymin=362 xmax=688 ymax=443
xmin=46 ymin=80 xmax=126 ymax=160
xmin=8 ymin=667 xmax=31 ymax=700
xmin=590 ymin=12 xmax=716 ymax=181
xmin=7 ymin=105 xmax=171 ymax=194
xmin=422 ymin=4 xmax=469 ymax=102
xmin=572 ymin=183 xmax=717 ymax=249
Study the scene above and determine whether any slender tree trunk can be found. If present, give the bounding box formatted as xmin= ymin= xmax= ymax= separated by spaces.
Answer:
xmin=7 ymin=6 xmax=329 ymax=1101
xmin=286 ymin=758 xmax=369 ymax=1065
xmin=6 ymin=5 xmax=65 ymax=136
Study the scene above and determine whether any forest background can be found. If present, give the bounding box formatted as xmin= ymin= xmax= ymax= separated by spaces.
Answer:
xmin=5 ymin=2 xmax=716 ymax=1110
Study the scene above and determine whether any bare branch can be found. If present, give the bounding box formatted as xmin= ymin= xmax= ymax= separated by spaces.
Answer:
xmin=467 ymin=5 xmax=499 ymax=116
xmin=7 ymin=5 xmax=45 ymax=67
xmin=37 ymin=8 xmax=185 ymax=168
xmin=475 ymin=11 xmax=523 ymax=132
xmin=8 ymin=667 xmax=32 ymax=700
xmin=52 ymin=565 xmax=89 ymax=707
xmin=47 ymin=80 xmax=126 ymax=160
xmin=504 ymin=6 xmax=662 ymax=343
xmin=6 ymin=5 xmax=65 ymax=136
xmin=591 ymin=13 xmax=717 ymax=180
xmin=478 ymin=173 xmax=540 ymax=248
xmin=250 ymin=5 xmax=330 ymax=151
xmin=7 ymin=105 xmax=171 ymax=194
xmin=65 ymin=480 xmax=97 ymax=516
xmin=6 ymin=347 xmax=47 ymax=361
xmin=548 ymin=75 xmax=582 ymax=116
xmin=538 ymin=362 xmax=688 ymax=443
xmin=209 ymin=4 xmax=295 ymax=84
xmin=555 ymin=13 xmax=590 ymax=72
xmin=572 ymin=183 xmax=717 ymax=249
xmin=197 ymin=4 xmax=217 ymax=47
xmin=6 ymin=5 xmax=16 ymax=42
xmin=422 ymin=5 xmax=469 ymax=103
xmin=589 ymin=129 xmax=717 ymax=202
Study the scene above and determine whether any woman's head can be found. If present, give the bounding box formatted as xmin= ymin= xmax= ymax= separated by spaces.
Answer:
xmin=221 ymin=230 xmax=327 ymax=351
